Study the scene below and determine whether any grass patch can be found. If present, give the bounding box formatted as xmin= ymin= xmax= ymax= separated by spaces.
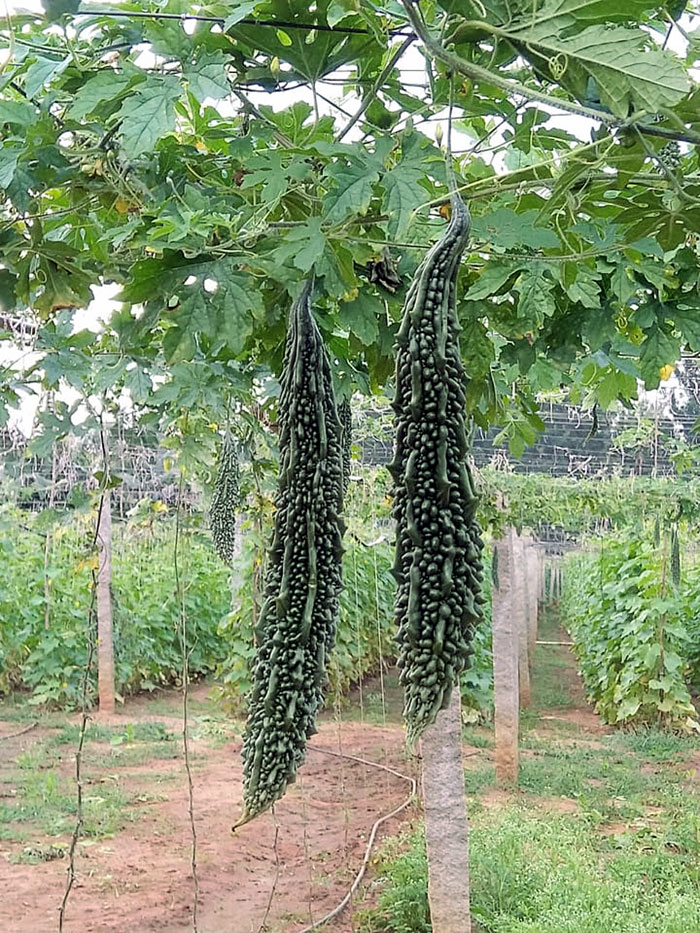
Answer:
xmin=83 ymin=741 xmax=182 ymax=769
xmin=462 ymin=725 xmax=495 ymax=749
xmin=0 ymin=766 xmax=135 ymax=838
xmin=362 ymin=800 xmax=700 ymax=933
xmin=0 ymin=717 xmax=182 ymax=844
xmin=465 ymin=765 xmax=496 ymax=794
xmin=358 ymin=608 xmax=700 ymax=933
xmin=50 ymin=721 xmax=175 ymax=745
xmin=604 ymin=727 xmax=699 ymax=763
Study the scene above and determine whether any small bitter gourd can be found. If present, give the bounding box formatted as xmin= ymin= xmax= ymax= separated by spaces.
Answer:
xmin=238 ymin=280 xmax=344 ymax=824
xmin=389 ymin=171 xmax=485 ymax=747
xmin=671 ymin=524 xmax=681 ymax=587
xmin=658 ymin=141 xmax=681 ymax=170
xmin=209 ymin=429 xmax=241 ymax=566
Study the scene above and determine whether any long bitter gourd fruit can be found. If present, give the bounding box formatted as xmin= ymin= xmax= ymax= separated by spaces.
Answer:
xmin=389 ymin=173 xmax=485 ymax=747
xmin=238 ymin=280 xmax=344 ymax=824
xmin=209 ymin=429 xmax=241 ymax=566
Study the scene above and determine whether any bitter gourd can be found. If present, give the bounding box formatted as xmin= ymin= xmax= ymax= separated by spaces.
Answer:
xmin=389 ymin=170 xmax=485 ymax=747
xmin=658 ymin=141 xmax=681 ymax=170
xmin=209 ymin=429 xmax=241 ymax=566
xmin=238 ymin=280 xmax=344 ymax=823
xmin=671 ymin=524 xmax=681 ymax=587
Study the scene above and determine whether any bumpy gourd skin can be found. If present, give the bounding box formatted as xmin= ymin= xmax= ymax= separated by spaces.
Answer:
xmin=389 ymin=185 xmax=485 ymax=748
xmin=239 ymin=281 xmax=344 ymax=823
xmin=209 ymin=430 xmax=241 ymax=566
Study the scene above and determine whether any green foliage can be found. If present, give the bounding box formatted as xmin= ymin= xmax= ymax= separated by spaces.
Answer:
xmin=358 ymin=830 xmax=431 ymax=933
xmin=478 ymin=470 xmax=700 ymax=537
xmin=562 ymin=536 xmax=699 ymax=729
xmin=2 ymin=0 xmax=700 ymax=460
xmin=0 ymin=505 xmax=230 ymax=707
xmin=364 ymin=800 xmax=700 ymax=933
xmin=217 ymin=489 xmax=397 ymax=713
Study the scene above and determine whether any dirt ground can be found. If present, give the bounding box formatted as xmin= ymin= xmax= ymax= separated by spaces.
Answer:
xmin=0 ymin=686 xmax=418 ymax=933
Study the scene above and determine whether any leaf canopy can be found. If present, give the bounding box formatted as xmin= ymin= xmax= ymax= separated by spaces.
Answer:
xmin=1 ymin=0 xmax=700 ymax=456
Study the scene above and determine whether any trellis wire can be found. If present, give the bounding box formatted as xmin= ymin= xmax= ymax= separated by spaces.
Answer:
xmin=174 ymin=468 xmax=200 ymax=932
xmin=58 ymin=427 xmax=110 ymax=932
xmin=257 ymin=809 xmax=281 ymax=933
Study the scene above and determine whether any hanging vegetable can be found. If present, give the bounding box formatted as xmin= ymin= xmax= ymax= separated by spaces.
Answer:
xmin=389 ymin=170 xmax=485 ymax=747
xmin=238 ymin=280 xmax=345 ymax=824
xmin=209 ymin=430 xmax=241 ymax=566
xmin=671 ymin=523 xmax=681 ymax=587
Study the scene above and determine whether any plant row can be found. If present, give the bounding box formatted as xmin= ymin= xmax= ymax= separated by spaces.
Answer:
xmin=0 ymin=484 xmax=493 ymax=712
xmin=562 ymin=536 xmax=700 ymax=730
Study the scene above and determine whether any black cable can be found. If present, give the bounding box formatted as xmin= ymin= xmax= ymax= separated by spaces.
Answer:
xmin=76 ymin=9 xmax=414 ymax=38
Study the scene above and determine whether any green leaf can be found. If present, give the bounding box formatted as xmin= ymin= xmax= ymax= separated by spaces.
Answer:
xmin=664 ymin=650 xmax=683 ymax=673
xmin=117 ymin=77 xmax=181 ymax=157
xmin=609 ymin=263 xmax=636 ymax=304
xmin=596 ymin=367 xmax=630 ymax=408
xmin=565 ymin=266 xmax=601 ymax=308
xmin=316 ymin=241 xmax=359 ymax=299
xmin=273 ymin=218 xmax=327 ymax=273
xmin=511 ymin=0 xmax=663 ymax=34
xmin=649 ymin=675 xmax=676 ymax=692
xmin=238 ymin=151 xmax=290 ymax=204
xmin=67 ymin=71 xmax=133 ymax=121
xmin=160 ymin=260 xmax=263 ymax=361
xmin=327 ymin=0 xmax=360 ymax=27
xmin=0 ymin=143 xmax=20 ymax=189
xmin=124 ymin=366 xmax=153 ymax=404
xmin=616 ymin=696 xmax=641 ymax=720
xmin=339 ymin=293 xmax=380 ymax=346
xmin=382 ymin=167 xmax=425 ymax=238
xmin=471 ymin=208 xmax=560 ymax=250
xmin=24 ymin=55 xmax=68 ymax=100
xmin=223 ymin=2 xmax=259 ymax=30
xmin=214 ymin=271 xmax=263 ymax=356
xmin=257 ymin=101 xmax=316 ymax=144
xmin=671 ymin=304 xmax=700 ymax=352
xmin=515 ymin=268 xmax=556 ymax=325
xmin=186 ymin=52 xmax=230 ymax=102
xmin=323 ymin=158 xmax=380 ymax=224
xmin=643 ymin=642 xmax=661 ymax=669
xmin=465 ymin=260 xmax=526 ymax=300
xmin=639 ymin=326 xmax=680 ymax=388
xmin=0 ymin=99 xmax=37 ymax=128
xmin=516 ymin=24 xmax=690 ymax=117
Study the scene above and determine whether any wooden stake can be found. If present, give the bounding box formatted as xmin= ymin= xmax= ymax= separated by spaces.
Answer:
xmin=513 ymin=534 xmax=530 ymax=708
xmin=526 ymin=542 xmax=539 ymax=671
xmin=492 ymin=528 xmax=519 ymax=786
xmin=421 ymin=689 xmax=472 ymax=932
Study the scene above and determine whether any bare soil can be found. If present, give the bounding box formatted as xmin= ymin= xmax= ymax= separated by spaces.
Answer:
xmin=0 ymin=687 xmax=417 ymax=933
